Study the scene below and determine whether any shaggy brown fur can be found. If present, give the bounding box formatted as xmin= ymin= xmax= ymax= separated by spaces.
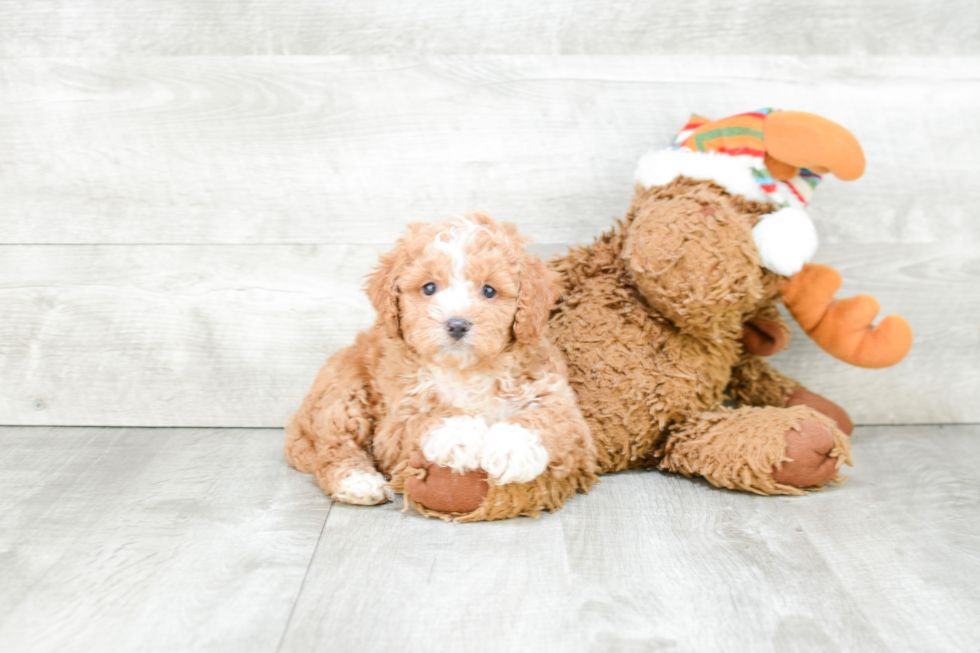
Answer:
xmin=547 ymin=177 xmax=851 ymax=493
xmin=285 ymin=213 xmax=596 ymax=521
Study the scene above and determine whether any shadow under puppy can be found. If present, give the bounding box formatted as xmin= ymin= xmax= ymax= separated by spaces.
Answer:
xmin=285 ymin=213 xmax=597 ymax=521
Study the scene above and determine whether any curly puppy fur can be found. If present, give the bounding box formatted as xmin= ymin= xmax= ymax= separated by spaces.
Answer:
xmin=285 ymin=212 xmax=596 ymax=520
xmin=548 ymin=177 xmax=850 ymax=493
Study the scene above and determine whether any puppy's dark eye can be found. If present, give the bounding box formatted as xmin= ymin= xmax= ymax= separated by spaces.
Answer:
xmin=481 ymin=285 xmax=496 ymax=299
xmin=422 ymin=282 xmax=437 ymax=296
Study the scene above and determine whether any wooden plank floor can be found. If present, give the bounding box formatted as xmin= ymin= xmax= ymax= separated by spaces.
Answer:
xmin=2 ymin=424 xmax=978 ymax=653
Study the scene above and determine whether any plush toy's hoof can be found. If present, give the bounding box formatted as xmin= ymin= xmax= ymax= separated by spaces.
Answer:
xmin=771 ymin=419 xmax=840 ymax=488
xmin=785 ymin=387 xmax=854 ymax=435
xmin=404 ymin=452 xmax=490 ymax=514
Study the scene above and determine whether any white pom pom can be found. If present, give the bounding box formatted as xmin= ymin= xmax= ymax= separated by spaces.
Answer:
xmin=751 ymin=207 xmax=819 ymax=276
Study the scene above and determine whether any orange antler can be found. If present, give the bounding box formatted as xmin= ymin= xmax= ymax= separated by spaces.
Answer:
xmin=782 ymin=264 xmax=913 ymax=369
xmin=763 ymin=111 xmax=866 ymax=181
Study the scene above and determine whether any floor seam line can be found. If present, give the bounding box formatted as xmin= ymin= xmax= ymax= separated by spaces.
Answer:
xmin=275 ymin=500 xmax=333 ymax=653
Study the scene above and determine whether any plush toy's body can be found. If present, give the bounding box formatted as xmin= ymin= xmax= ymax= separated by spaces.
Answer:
xmin=549 ymin=178 xmax=845 ymax=492
xmin=548 ymin=110 xmax=911 ymax=492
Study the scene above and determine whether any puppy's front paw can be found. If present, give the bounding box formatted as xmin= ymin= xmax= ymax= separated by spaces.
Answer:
xmin=481 ymin=422 xmax=549 ymax=485
xmin=332 ymin=469 xmax=390 ymax=506
xmin=422 ymin=416 xmax=489 ymax=474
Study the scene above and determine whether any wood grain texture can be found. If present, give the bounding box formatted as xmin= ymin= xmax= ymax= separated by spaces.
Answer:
xmin=0 ymin=426 xmax=329 ymax=653
xmin=1 ymin=242 xmax=974 ymax=427
xmin=0 ymin=244 xmax=382 ymax=427
xmin=279 ymin=498 xmax=582 ymax=653
xmin=1 ymin=1 xmax=976 ymax=57
xmin=768 ymin=243 xmax=980 ymax=425
xmin=2 ymin=56 xmax=978 ymax=246
xmin=1 ymin=425 xmax=976 ymax=653
xmin=280 ymin=424 xmax=980 ymax=653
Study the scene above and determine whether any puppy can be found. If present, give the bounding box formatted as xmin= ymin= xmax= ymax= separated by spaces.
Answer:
xmin=285 ymin=212 xmax=595 ymax=520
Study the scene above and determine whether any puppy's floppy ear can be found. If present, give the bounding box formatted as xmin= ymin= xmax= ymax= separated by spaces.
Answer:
xmin=513 ymin=252 xmax=560 ymax=344
xmin=366 ymin=241 xmax=405 ymax=339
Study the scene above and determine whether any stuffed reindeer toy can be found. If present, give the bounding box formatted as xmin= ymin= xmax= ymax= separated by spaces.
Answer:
xmin=546 ymin=109 xmax=912 ymax=493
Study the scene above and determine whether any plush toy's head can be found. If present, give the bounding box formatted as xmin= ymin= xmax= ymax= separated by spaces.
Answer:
xmin=627 ymin=109 xmax=912 ymax=368
xmin=635 ymin=109 xmax=865 ymax=278
xmin=622 ymin=176 xmax=780 ymax=341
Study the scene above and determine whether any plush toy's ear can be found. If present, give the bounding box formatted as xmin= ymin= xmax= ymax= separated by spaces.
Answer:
xmin=742 ymin=318 xmax=790 ymax=356
xmin=782 ymin=264 xmax=913 ymax=368
xmin=763 ymin=111 xmax=866 ymax=181
xmin=513 ymin=253 xmax=560 ymax=344
xmin=365 ymin=242 xmax=405 ymax=339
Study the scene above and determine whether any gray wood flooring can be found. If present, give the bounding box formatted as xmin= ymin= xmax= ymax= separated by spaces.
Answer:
xmin=2 ymin=424 xmax=978 ymax=653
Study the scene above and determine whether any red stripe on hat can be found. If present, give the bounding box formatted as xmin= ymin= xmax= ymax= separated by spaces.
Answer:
xmin=680 ymin=119 xmax=710 ymax=132
xmin=714 ymin=146 xmax=766 ymax=157
xmin=784 ymin=180 xmax=808 ymax=205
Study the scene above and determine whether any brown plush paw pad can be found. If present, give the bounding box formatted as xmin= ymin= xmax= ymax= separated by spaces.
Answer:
xmin=785 ymin=388 xmax=854 ymax=435
xmin=404 ymin=452 xmax=489 ymax=514
xmin=771 ymin=419 xmax=839 ymax=488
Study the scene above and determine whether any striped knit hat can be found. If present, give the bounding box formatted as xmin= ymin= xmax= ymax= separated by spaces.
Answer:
xmin=635 ymin=108 xmax=821 ymax=276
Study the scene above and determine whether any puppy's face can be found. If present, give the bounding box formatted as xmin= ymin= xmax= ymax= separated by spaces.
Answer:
xmin=368 ymin=213 xmax=558 ymax=368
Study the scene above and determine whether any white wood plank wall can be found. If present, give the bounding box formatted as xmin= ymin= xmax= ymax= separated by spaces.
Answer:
xmin=1 ymin=3 xmax=978 ymax=427
xmin=1 ymin=1 xmax=977 ymax=56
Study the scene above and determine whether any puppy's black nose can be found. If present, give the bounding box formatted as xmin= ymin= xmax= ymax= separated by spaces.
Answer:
xmin=446 ymin=318 xmax=472 ymax=340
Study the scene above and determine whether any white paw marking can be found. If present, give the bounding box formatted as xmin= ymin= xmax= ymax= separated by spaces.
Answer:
xmin=480 ymin=422 xmax=549 ymax=485
xmin=422 ymin=415 xmax=489 ymax=473
xmin=332 ymin=470 xmax=389 ymax=506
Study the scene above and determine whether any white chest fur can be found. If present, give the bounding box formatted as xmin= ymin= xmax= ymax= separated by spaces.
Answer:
xmin=410 ymin=365 xmax=533 ymax=423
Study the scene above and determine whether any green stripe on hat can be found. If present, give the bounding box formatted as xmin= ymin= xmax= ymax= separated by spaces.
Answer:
xmin=694 ymin=127 xmax=765 ymax=152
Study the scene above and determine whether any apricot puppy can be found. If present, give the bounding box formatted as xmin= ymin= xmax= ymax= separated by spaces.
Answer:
xmin=285 ymin=213 xmax=596 ymax=521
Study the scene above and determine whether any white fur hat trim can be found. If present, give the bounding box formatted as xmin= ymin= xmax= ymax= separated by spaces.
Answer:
xmin=634 ymin=148 xmax=769 ymax=202
xmin=751 ymin=207 xmax=818 ymax=276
